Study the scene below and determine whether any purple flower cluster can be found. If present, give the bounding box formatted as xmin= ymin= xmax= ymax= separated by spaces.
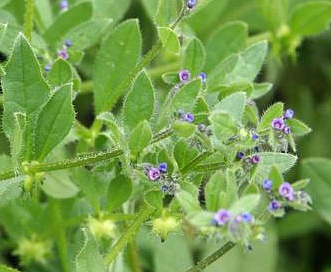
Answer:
xmin=213 ymin=209 xmax=254 ymax=226
xmin=146 ymin=162 xmax=168 ymax=181
xmin=178 ymin=69 xmax=207 ymax=84
xmin=57 ymin=38 xmax=72 ymax=60
xmin=271 ymin=108 xmax=294 ymax=134
xmin=178 ymin=109 xmax=194 ymax=123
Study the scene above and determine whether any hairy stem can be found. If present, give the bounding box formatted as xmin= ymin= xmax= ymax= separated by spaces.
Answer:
xmin=185 ymin=242 xmax=235 ymax=272
xmin=24 ymin=0 xmax=34 ymax=41
xmin=104 ymin=205 xmax=155 ymax=265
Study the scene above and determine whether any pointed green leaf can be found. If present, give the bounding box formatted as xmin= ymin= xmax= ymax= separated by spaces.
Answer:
xmin=173 ymin=121 xmax=196 ymax=138
xmin=174 ymin=140 xmax=199 ymax=170
xmin=158 ymin=27 xmax=180 ymax=53
xmin=286 ymin=118 xmax=311 ymax=137
xmin=43 ymin=2 xmax=93 ymax=44
xmin=34 ymin=0 xmax=53 ymax=29
xmin=97 ymin=112 xmax=123 ymax=145
xmin=123 ymin=71 xmax=155 ymax=131
xmin=257 ymin=102 xmax=284 ymax=132
xmin=213 ymin=92 xmax=246 ymax=122
xmin=129 ymin=121 xmax=152 ymax=154
xmin=209 ymin=112 xmax=239 ymax=142
xmin=0 ymin=177 xmax=22 ymax=208
xmin=106 ymin=174 xmax=133 ymax=212
xmin=205 ymin=21 xmax=248 ymax=72
xmin=183 ymin=38 xmax=206 ymax=76
xmin=301 ymin=158 xmax=331 ymax=225
xmin=171 ymin=79 xmax=201 ymax=112
xmin=2 ymin=34 xmax=49 ymax=160
xmin=145 ymin=190 xmax=163 ymax=210
xmin=155 ymin=0 xmax=182 ymax=26
xmin=48 ymin=59 xmax=72 ymax=88
xmin=94 ymin=19 xmax=142 ymax=113
xmin=35 ymin=84 xmax=74 ymax=160
xmin=259 ymin=0 xmax=288 ymax=31
xmin=64 ymin=19 xmax=112 ymax=51
xmin=230 ymin=194 xmax=260 ymax=214
xmin=91 ymin=0 xmax=131 ymax=23
xmin=290 ymin=1 xmax=331 ymax=36
xmin=269 ymin=165 xmax=284 ymax=188
xmin=250 ymin=82 xmax=273 ymax=99
xmin=176 ymin=190 xmax=201 ymax=214
xmin=162 ymin=72 xmax=179 ymax=85
xmin=205 ymin=171 xmax=226 ymax=211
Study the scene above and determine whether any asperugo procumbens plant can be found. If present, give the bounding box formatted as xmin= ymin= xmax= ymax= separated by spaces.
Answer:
xmin=0 ymin=0 xmax=313 ymax=271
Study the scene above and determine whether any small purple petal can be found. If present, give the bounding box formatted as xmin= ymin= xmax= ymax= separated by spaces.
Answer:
xmin=187 ymin=0 xmax=196 ymax=9
xmin=197 ymin=72 xmax=207 ymax=83
xmin=60 ymin=0 xmax=69 ymax=11
xmin=184 ymin=113 xmax=194 ymax=123
xmin=262 ymin=179 xmax=273 ymax=192
xmin=58 ymin=47 xmax=69 ymax=60
xmin=237 ymin=151 xmax=245 ymax=159
xmin=252 ymin=133 xmax=259 ymax=140
xmin=271 ymin=118 xmax=285 ymax=130
xmin=284 ymin=109 xmax=294 ymax=119
xmin=149 ymin=168 xmax=161 ymax=181
xmin=179 ymin=70 xmax=190 ymax=82
xmin=279 ymin=182 xmax=294 ymax=201
xmin=242 ymin=212 xmax=254 ymax=223
xmin=44 ymin=64 xmax=51 ymax=73
xmin=65 ymin=39 xmax=72 ymax=47
xmin=251 ymin=155 xmax=260 ymax=164
xmin=283 ymin=126 xmax=291 ymax=134
xmin=158 ymin=162 xmax=168 ymax=173
xmin=214 ymin=209 xmax=231 ymax=225
xmin=268 ymin=200 xmax=281 ymax=211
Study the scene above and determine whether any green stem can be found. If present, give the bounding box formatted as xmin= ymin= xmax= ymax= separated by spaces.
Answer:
xmin=104 ymin=205 xmax=155 ymax=265
xmin=128 ymin=241 xmax=143 ymax=272
xmin=192 ymin=162 xmax=225 ymax=173
xmin=148 ymin=61 xmax=181 ymax=78
xmin=185 ymin=242 xmax=235 ymax=272
xmin=24 ymin=0 xmax=34 ymax=41
xmin=150 ymin=127 xmax=174 ymax=144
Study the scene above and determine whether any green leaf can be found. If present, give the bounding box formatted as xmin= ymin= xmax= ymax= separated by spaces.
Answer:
xmin=209 ymin=112 xmax=239 ymax=142
xmin=259 ymin=0 xmax=288 ymax=31
xmin=205 ymin=171 xmax=226 ymax=211
xmin=171 ymin=79 xmax=201 ymax=112
xmin=269 ymin=165 xmax=284 ymax=188
xmin=145 ymin=190 xmax=163 ymax=210
xmin=155 ymin=0 xmax=182 ymax=26
xmin=176 ymin=190 xmax=201 ymax=214
xmin=286 ymin=118 xmax=312 ymax=136
xmin=43 ymin=2 xmax=93 ymax=44
xmin=162 ymin=72 xmax=179 ymax=85
xmin=290 ymin=1 xmax=331 ymax=36
xmin=74 ymin=229 xmax=106 ymax=272
xmin=257 ymin=102 xmax=284 ymax=132
xmin=34 ymin=0 xmax=53 ymax=30
xmin=230 ymin=194 xmax=260 ymax=214
xmin=106 ymin=174 xmax=133 ymax=212
xmin=91 ymin=0 xmax=131 ymax=23
xmin=209 ymin=42 xmax=268 ymax=86
xmin=173 ymin=121 xmax=196 ymax=138
xmin=129 ymin=121 xmax=152 ymax=154
xmin=42 ymin=170 xmax=79 ymax=199
xmin=205 ymin=21 xmax=248 ymax=72
xmin=0 ymin=178 xmax=22 ymax=207
xmin=174 ymin=140 xmax=199 ymax=170
xmin=2 ymin=34 xmax=49 ymax=160
xmin=213 ymin=92 xmax=246 ymax=122
xmin=0 ymin=264 xmax=22 ymax=272
xmin=94 ymin=19 xmax=142 ymax=113
xmin=10 ymin=112 xmax=26 ymax=170
xmin=123 ymin=71 xmax=155 ymax=131
xmin=63 ymin=19 xmax=112 ymax=51
xmin=183 ymin=38 xmax=206 ymax=76
xmin=97 ymin=112 xmax=123 ymax=145
xmin=250 ymin=82 xmax=273 ymax=99
xmin=301 ymin=158 xmax=331 ymax=225
xmin=48 ymin=59 xmax=72 ymax=88
xmin=35 ymin=84 xmax=74 ymax=161
xmin=158 ymin=27 xmax=180 ymax=53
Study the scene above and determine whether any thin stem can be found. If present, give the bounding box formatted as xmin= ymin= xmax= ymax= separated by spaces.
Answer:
xmin=104 ymin=205 xmax=155 ymax=265
xmin=128 ymin=241 xmax=143 ymax=272
xmin=150 ymin=127 xmax=174 ymax=144
xmin=185 ymin=242 xmax=235 ymax=272
xmin=192 ymin=162 xmax=225 ymax=173
xmin=24 ymin=0 xmax=34 ymax=41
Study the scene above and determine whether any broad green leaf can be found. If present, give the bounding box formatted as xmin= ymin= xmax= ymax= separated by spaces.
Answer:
xmin=171 ymin=79 xmax=201 ymax=112
xmin=292 ymin=179 xmax=310 ymax=190
xmin=74 ymin=229 xmax=106 ymax=272
xmin=250 ymin=82 xmax=273 ymax=99
xmin=42 ymin=170 xmax=79 ymax=199
xmin=106 ymin=174 xmax=133 ymax=212
xmin=0 ymin=264 xmax=21 ymax=272
xmin=209 ymin=112 xmax=239 ymax=142
xmin=34 ymin=84 xmax=74 ymax=161
xmin=145 ymin=190 xmax=163 ymax=210
xmin=213 ymin=92 xmax=246 ymax=122
xmin=0 ymin=155 xmax=12 ymax=173
xmin=2 ymin=34 xmax=49 ymax=160
xmin=158 ymin=27 xmax=180 ymax=53
xmin=34 ymin=0 xmax=53 ymax=30
xmin=183 ymin=38 xmax=206 ymax=76
xmin=187 ymin=211 xmax=214 ymax=227
xmin=176 ymin=190 xmax=201 ymax=214
xmin=48 ymin=59 xmax=72 ymax=88
xmin=205 ymin=21 xmax=248 ymax=72
xmin=286 ymin=118 xmax=311 ymax=136
xmin=63 ymin=19 xmax=112 ymax=51
xmin=290 ymin=1 xmax=331 ymax=36
xmin=258 ymin=0 xmax=288 ymax=31
xmin=0 ymin=177 xmax=22 ymax=207
xmin=174 ymin=140 xmax=199 ymax=170
xmin=90 ymin=0 xmax=131 ymax=23
xmin=155 ymin=0 xmax=182 ymax=26
xmin=162 ymin=72 xmax=179 ymax=85
xmin=257 ymin=102 xmax=284 ymax=132
xmin=230 ymin=194 xmax=260 ymax=215
xmin=173 ymin=121 xmax=196 ymax=138
xmin=94 ymin=19 xmax=142 ymax=113
xmin=209 ymin=42 xmax=268 ymax=86
xmin=129 ymin=121 xmax=152 ymax=154
xmin=43 ymin=2 xmax=93 ymax=44
xmin=141 ymin=0 xmax=159 ymax=19
xmin=301 ymin=158 xmax=331 ymax=225
xmin=205 ymin=171 xmax=226 ymax=211
xmin=269 ymin=165 xmax=284 ymax=188
xmin=123 ymin=71 xmax=155 ymax=131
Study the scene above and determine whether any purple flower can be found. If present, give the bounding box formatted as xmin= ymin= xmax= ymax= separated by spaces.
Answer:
xmin=262 ymin=179 xmax=273 ymax=192
xmin=65 ymin=39 xmax=72 ymax=47
xmin=161 ymin=185 xmax=168 ymax=192
xmin=268 ymin=200 xmax=281 ymax=211
xmin=214 ymin=209 xmax=231 ymax=225
xmin=271 ymin=118 xmax=285 ymax=130
xmin=58 ymin=46 xmax=69 ymax=60
xmin=158 ymin=162 xmax=167 ymax=173
xmin=237 ymin=151 xmax=245 ymax=159
xmin=184 ymin=113 xmax=194 ymax=123
xmin=284 ymin=109 xmax=294 ymax=119
xmin=179 ymin=70 xmax=190 ymax=82
xmin=279 ymin=182 xmax=294 ymax=201
xmin=197 ymin=72 xmax=207 ymax=83
xmin=251 ymin=155 xmax=260 ymax=164
xmin=149 ymin=168 xmax=161 ymax=181
xmin=60 ymin=0 xmax=69 ymax=11
xmin=252 ymin=133 xmax=259 ymax=140
xmin=283 ymin=126 xmax=291 ymax=134
xmin=242 ymin=212 xmax=254 ymax=223
xmin=44 ymin=64 xmax=51 ymax=73
xmin=187 ymin=0 xmax=196 ymax=9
